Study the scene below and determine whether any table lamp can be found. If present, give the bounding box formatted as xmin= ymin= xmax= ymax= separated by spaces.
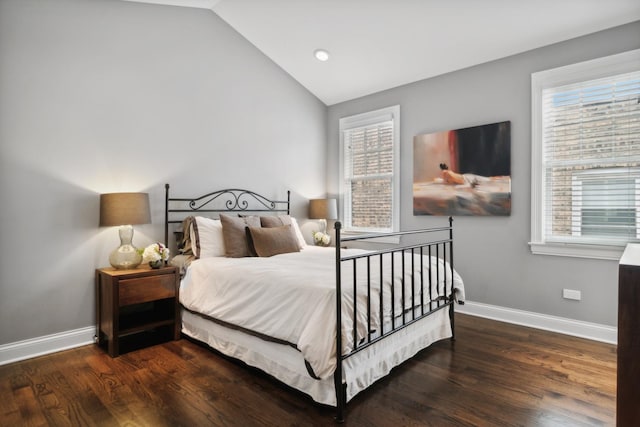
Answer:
xmin=308 ymin=198 xmax=338 ymax=234
xmin=100 ymin=192 xmax=151 ymax=269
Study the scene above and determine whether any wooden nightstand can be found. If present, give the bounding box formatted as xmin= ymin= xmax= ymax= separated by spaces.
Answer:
xmin=95 ymin=265 xmax=180 ymax=357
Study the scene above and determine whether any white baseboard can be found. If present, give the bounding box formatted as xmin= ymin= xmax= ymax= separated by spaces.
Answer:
xmin=0 ymin=326 xmax=95 ymax=366
xmin=457 ymin=300 xmax=617 ymax=344
xmin=0 ymin=302 xmax=617 ymax=366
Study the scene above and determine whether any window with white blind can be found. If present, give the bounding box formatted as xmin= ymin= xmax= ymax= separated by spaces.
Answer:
xmin=530 ymin=49 xmax=640 ymax=259
xmin=339 ymin=105 xmax=400 ymax=235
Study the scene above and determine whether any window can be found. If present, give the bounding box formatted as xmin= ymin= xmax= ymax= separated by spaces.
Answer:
xmin=531 ymin=49 xmax=640 ymax=259
xmin=339 ymin=105 xmax=400 ymax=235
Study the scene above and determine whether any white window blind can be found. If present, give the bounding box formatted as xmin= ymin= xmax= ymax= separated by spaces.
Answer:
xmin=531 ymin=49 xmax=640 ymax=259
xmin=571 ymin=168 xmax=640 ymax=240
xmin=340 ymin=106 xmax=400 ymax=234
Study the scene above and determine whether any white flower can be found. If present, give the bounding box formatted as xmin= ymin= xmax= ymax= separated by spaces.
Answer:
xmin=141 ymin=243 xmax=170 ymax=263
xmin=312 ymin=231 xmax=331 ymax=246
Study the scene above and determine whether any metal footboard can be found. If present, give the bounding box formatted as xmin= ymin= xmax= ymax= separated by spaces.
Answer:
xmin=333 ymin=218 xmax=456 ymax=422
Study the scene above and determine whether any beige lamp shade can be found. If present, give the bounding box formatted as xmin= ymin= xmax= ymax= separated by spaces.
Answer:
xmin=100 ymin=193 xmax=151 ymax=227
xmin=308 ymin=198 xmax=337 ymax=220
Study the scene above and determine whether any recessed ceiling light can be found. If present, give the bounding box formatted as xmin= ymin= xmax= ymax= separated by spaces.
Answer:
xmin=314 ymin=49 xmax=330 ymax=62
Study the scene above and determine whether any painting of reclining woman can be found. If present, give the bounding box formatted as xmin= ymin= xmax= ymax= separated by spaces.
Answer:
xmin=413 ymin=121 xmax=511 ymax=216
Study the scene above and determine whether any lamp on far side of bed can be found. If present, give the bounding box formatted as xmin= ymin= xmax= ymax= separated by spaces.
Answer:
xmin=308 ymin=198 xmax=337 ymax=234
xmin=100 ymin=192 xmax=151 ymax=270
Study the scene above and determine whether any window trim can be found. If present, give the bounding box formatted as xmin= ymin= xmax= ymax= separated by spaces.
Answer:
xmin=530 ymin=48 xmax=640 ymax=260
xmin=339 ymin=105 xmax=400 ymax=242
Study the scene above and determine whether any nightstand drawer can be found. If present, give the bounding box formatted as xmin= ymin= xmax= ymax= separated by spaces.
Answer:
xmin=119 ymin=274 xmax=176 ymax=306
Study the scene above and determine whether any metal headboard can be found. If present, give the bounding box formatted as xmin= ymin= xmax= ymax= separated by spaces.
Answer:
xmin=164 ymin=183 xmax=291 ymax=247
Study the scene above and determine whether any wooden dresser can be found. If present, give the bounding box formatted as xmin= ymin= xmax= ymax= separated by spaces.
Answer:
xmin=617 ymin=243 xmax=640 ymax=426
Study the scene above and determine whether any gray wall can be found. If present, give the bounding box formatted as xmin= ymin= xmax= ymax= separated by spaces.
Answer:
xmin=327 ymin=21 xmax=640 ymax=327
xmin=0 ymin=0 xmax=327 ymax=345
xmin=1 ymin=0 xmax=637 ymax=348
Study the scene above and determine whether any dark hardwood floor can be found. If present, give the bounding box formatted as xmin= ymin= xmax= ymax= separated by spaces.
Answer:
xmin=0 ymin=314 xmax=616 ymax=426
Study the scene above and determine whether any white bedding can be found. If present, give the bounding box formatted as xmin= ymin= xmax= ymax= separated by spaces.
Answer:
xmin=180 ymin=246 xmax=464 ymax=380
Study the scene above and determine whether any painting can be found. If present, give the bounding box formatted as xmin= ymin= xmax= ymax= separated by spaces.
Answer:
xmin=413 ymin=121 xmax=511 ymax=216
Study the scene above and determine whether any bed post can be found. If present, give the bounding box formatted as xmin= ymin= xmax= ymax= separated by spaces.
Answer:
xmin=334 ymin=221 xmax=346 ymax=423
xmin=286 ymin=190 xmax=290 ymax=215
xmin=164 ymin=183 xmax=170 ymax=248
xmin=448 ymin=216 xmax=455 ymax=341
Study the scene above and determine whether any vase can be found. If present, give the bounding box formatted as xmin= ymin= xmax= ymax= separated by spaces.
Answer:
xmin=149 ymin=260 xmax=163 ymax=269
xmin=109 ymin=225 xmax=142 ymax=270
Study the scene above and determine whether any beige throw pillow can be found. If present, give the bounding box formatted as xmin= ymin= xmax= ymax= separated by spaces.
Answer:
xmin=260 ymin=215 xmax=306 ymax=249
xmin=247 ymin=225 xmax=301 ymax=257
xmin=219 ymin=214 xmax=261 ymax=257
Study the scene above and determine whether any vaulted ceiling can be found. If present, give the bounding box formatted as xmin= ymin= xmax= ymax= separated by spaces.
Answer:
xmin=125 ymin=0 xmax=640 ymax=105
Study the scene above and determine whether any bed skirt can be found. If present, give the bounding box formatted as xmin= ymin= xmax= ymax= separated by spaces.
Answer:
xmin=181 ymin=307 xmax=452 ymax=406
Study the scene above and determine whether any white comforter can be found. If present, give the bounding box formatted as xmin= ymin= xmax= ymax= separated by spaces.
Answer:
xmin=180 ymin=246 xmax=464 ymax=380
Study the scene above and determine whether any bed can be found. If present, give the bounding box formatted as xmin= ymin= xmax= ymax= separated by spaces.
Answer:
xmin=164 ymin=184 xmax=465 ymax=422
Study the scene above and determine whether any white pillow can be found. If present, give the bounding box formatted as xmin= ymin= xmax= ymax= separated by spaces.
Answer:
xmin=290 ymin=217 xmax=307 ymax=249
xmin=190 ymin=216 xmax=225 ymax=258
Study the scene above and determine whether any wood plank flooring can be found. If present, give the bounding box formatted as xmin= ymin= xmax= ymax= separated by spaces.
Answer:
xmin=0 ymin=314 xmax=616 ymax=426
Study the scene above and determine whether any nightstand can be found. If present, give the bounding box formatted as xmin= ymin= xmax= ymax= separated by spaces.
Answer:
xmin=95 ymin=265 xmax=180 ymax=357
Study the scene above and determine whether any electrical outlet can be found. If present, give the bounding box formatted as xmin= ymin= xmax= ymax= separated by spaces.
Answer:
xmin=563 ymin=289 xmax=582 ymax=301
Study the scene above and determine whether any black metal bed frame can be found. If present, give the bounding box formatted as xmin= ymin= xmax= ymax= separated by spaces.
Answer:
xmin=164 ymin=183 xmax=290 ymax=248
xmin=164 ymin=184 xmax=457 ymax=423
